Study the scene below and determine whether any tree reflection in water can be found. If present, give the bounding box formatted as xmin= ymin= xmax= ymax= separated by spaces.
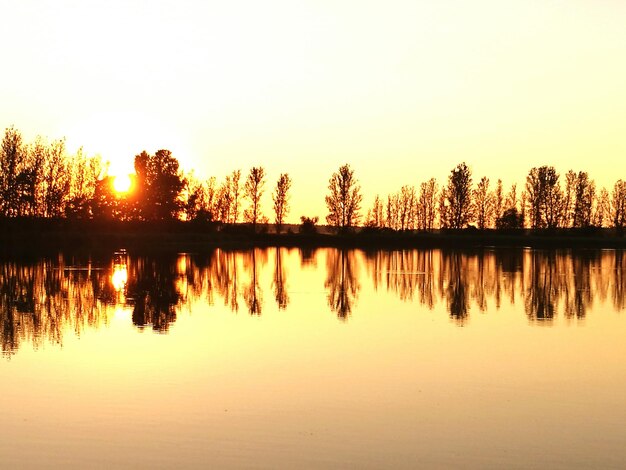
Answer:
xmin=0 ymin=256 xmax=108 ymax=355
xmin=243 ymin=249 xmax=267 ymax=315
xmin=272 ymin=248 xmax=289 ymax=310
xmin=1 ymin=248 xmax=626 ymax=355
xmin=441 ymin=252 xmax=470 ymax=325
xmin=126 ymin=255 xmax=181 ymax=332
xmin=325 ymin=249 xmax=359 ymax=320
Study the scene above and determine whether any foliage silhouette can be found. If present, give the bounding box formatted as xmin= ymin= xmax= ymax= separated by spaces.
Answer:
xmin=325 ymin=163 xmax=362 ymax=231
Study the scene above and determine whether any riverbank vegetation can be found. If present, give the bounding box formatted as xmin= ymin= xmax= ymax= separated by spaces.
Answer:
xmin=1 ymin=126 xmax=625 ymax=250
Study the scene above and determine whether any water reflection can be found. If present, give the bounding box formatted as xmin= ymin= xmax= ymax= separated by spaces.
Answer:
xmin=273 ymin=248 xmax=289 ymax=310
xmin=325 ymin=249 xmax=359 ymax=320
xmin=1 ymin=248 xmax=625 ymax=355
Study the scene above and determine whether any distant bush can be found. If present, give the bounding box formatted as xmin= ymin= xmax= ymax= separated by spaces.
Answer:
xmin=496 ymin=208 xmax=524 ymax=230
xmin=299 ymin=216 xmax=319 ymax=234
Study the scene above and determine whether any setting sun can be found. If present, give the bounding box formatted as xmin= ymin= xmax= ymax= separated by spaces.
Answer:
xmin=113 ymin=174 xmax=132 ymax=193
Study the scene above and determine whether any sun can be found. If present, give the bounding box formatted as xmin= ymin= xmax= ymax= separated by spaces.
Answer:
xmin=113 ymin=174 xmax=132 ymax=193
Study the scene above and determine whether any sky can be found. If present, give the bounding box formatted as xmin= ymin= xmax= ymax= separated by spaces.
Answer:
xmin=1 ymin=0 xmax=626 ymax=222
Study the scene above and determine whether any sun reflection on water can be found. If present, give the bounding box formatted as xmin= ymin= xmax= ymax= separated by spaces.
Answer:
xmin=112 ymin=265 xmax=127 ymax=291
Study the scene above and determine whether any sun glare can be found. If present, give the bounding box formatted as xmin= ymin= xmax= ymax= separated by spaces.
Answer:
xmin=113 ymin=174 xmax=132 ymax=193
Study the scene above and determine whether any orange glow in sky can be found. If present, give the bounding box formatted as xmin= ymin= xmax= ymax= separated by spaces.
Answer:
xmin=1 ymin=1 xmax=626 ymax=222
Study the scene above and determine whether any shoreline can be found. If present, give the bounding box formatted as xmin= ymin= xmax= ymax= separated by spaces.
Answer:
xmin=1 ymin=220 xmax=625 ymax=255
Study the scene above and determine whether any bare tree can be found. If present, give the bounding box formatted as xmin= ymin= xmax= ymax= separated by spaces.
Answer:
xmin=505 ymin=183 xmax=517 ymax=212
xmin=572 ymin=172 xmax=595 ymax=228
xmin=398 ymin=185 xmax=417 ymax=230
xmin=183 ymin=172 xmax=205 ymax=221
xmin=593 ymin=187 xmax=610 ymax=227
xmin=543 ymin=169 xmax=562 ymax=229
xmin=244 ymin=166 xmax=266 ymax=230
xmin=229 ymin=169 xmax=241 ymax=223
xmin=442 ymin=162 xmax=473 ymax=229
xmin=272 ymin=173 xmax=292 ymax=233
xmin=612 ymin=179 xmax=626 ymax=230
xmin=417 ymin=178 xmax=437 ymax=231
xmin=325 ymin=164 xmax=362 ymax=231
xmin=215 ymin=175 xmax=233 ymax=223
xmin=525 ymin=166 xmax=562 ymax=229
xmin=493 ymin=179 xmax=504 ymax=224
xmin=42 ymin=138 xmax=71 ymax=218
xmin=438 ymin=188 xmax=449 ymax=229
xmin=386 ymin=193 xmax=399 ymax=230
xmin=473 ymin=176 xmax=492 ymax=230
xmin=0 ymin=126 xmax=27 ymax=217
xmin=365 ymin=194 xmax=384 ymax=228
xmin=562 ymin=170 xmax=577 ymax=227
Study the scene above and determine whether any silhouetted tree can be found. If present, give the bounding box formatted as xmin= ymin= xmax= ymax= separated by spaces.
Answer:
xmin=561 ymin=170 xmax=576 ymax=227
xmin=215 ymin=176 xmax=233 ymax=224
xmin=496 ymin=208 xmax=524 ymax=229
xmin=473 ymin=176 xmax=492 ymax=230
xmin=505 ymin=183 xmax=517 ymax=212
xmin=183 ymin=172 xmax=204 ymax=221
xmin=593 ymin=187 xmax=610 ymax=227
xmin=386 ymin=193 xmax=399 ymax=229
xmin=66 ymin=148 xmax=101 ymax=219
xmin=243 ymin=166 xmax=266 ymax=230
xmin=325 ymin=164 xmax=362 ymax=231
xmin=612 ymin=180 xmax=626 ymax=230
xmin=272 ymin=173 xmax=291 ymax=233
xmin=397 ymin=185 xmax=417 ymax=230
xmin=133 ymin=149 xmax=185 ymax=221
xmin=417 ymin=178 xmax=437 ymax=231
xmin=42 ymin=138 xmax=71 ymax=218
xmin=525 ymin=166 xmax=562 ymax=229
xmin=572 ymin=171 xmax=595 ymax=228
xmin=229 ymin=169 xmax=242 ymax=223
xmin=441 ymin=162 xmax=473 ymax=229
xmin=365 ymin=194 xmax=384 ymax=228
xmin=299 ymin=216 xmax=318 ymax=234
xmin=0 ymin=126 xmax=26 ymax=217
xmin=493 ymin=179 xmax=504 ymax=224
xmin=91 ymin=175 xmax=134 ymax=221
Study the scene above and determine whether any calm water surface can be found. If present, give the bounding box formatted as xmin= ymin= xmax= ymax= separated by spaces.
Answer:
xmin=1 ymin=248 xmax=625 ymax=469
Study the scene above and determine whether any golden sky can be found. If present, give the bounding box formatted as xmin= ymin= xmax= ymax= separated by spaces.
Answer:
xmin=1 ymin=0 xmax=625 ymax=222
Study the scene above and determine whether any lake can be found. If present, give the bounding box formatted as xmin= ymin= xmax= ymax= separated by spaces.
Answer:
xmin=1 ymin=247 xmax=625 ymax=469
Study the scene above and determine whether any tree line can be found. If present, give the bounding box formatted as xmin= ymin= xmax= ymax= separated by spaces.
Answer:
xmin=330 ymin=162 xmax=626 ymax=232
xmin=1 ymin=126 xmax=625 ymax=232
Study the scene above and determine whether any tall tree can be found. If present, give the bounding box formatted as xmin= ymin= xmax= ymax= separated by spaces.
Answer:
xmin=442 ymin=162 xmax=473 ymax=229
xmin=562 ymin=170 xmax=577 ymax=228
xmin=229 ymin=169 xmax=241 ymax=223
xmin=365 ymin=194 xmax=384 ymax=228
xmin=0 ymin=126 xmax=26 ymax=217
xmin=43 ymin=138 xmax=71 ymax=218
xmin=493 ymin=179 xmax=504 ymax=224
xmin=473 ymin=176 xmax=492 ymax=230
xmin=612 ymin=180 xmax=626 ymax=230
xmin=272 ymin=173 xmax=292 ymax=233
xmin=244 ymin=166 xmax=266 ymax=230
xmin=325 ymin=164 xmax=362 ymax=230
xmin=133 ymin=149 xmax=185 ymax=221
xmin=398 ymin=185 xmax=417 ymax=230
xmin=593 ymin=187 xmax=610 ymax=227
xmin=417 ymin=178 xmax=437 ymax=231
xmin=525 ymin=166 xmax=562 ymax=229
xmin=572 ymin=171 xmax=595 ymax=228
